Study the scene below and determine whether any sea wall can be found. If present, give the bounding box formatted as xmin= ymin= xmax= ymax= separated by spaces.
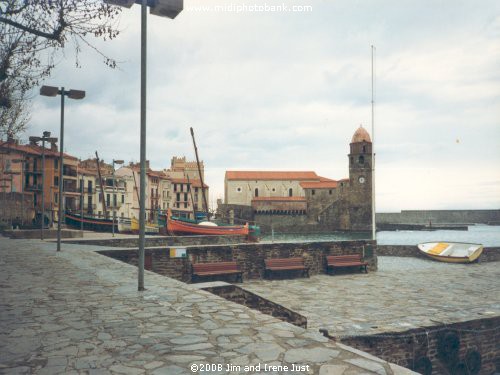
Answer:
xmin=98 ymin=239 xmax=377 ymax=282
xmin=377 ymin=210 xmax=500 ymax=225
xmin=64 ymin=234 xmax=247 ymax=248
xmin=337 ymin=316 xmax=500 ymax=375
xmin=377 ymin=245 xmax=500 ymax=262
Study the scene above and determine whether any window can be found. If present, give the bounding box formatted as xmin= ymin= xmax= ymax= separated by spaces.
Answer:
xmin=237 ymin=187 xmax=242 ymax=192
xmin=254 ymin=188 xmax=259 ymax=197
xmin=54 ymin=176 xmax=59 ymax=186
xmin=113 ymin=194 xmax=117 ymax=206
xmin=54 ymin=193 xmax=58 ymax=203
xmin=121 ymin=195 xmax=124 ymax=204
xmin=174 ymin=184 xmax=177 ymax=192
xmin=312 ymin=189 xmax=316 ymax=195
xmin=272 ymin=188 xmax=276 ymax=192
xmin=195 ymin=187 xmax=198 ymax=193
xmin=106 ymin=194 xmax=110 ymax=207
xmin=176 ymin=192 xmax=180 ymax=202
xmin=329 ymin=190 xmax=332 ymax=195
xmin=362 ymin=145 xmax=366 ymax=153
xmin=88 ymin=181 xmax=92 ymax=194
xmin=288 ymin=188 xmax=293 ymax=197
xmin=358 ymin=155 xmax=365 ymax=164
xmin=99 ymin=193 xmax=102 ymax=203
xmin=184 ymin=203 xmax=188 ymax=208
xmin=350 ymin=156 xmax=353 ymax=165
xmin=184 ymin=193 xmax=188 ymax=202
xmin=54 ymin=159 xmax=58 ymax=169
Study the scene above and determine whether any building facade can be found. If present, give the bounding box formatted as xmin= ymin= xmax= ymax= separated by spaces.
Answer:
xmin=221 ymin=126 xmax=373 ymax=232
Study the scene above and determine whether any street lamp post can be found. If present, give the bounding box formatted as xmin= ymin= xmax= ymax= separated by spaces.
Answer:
xmin=29 ymin=131 xmax=57 ymax=239
xmin=105 ymin=0 xmax=182 ymax=291
xmin=112 ymin=159 xmax=124 ymax=237
xmin=40 ymin=85 xmax=85 ymax=251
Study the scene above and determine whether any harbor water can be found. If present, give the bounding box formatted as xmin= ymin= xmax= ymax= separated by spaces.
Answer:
xmin=260 ymin=224 xmax=500 ymax=247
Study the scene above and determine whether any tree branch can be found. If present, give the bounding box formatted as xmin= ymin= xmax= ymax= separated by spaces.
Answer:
xmin=0 ymin=16 xmax=64 ymax=42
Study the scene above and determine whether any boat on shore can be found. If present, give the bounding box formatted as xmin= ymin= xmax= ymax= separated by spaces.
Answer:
xmin=65 ymin=212 xmax=116 ymax=232
xmin=417 ymin=242 xmax=483 ymax=263
xmin=166 ymin=209 xmax=250 ymax=237
xmin=130 ymin=217 xmax=160 ymax=234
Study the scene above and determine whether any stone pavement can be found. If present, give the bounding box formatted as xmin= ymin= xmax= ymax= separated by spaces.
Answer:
xmin=242 ymin=257 xmax=500 ymax=337
xmin=0 ymin=236 xmax=415 ymax=375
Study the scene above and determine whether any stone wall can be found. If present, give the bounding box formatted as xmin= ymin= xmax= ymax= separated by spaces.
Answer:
xmin=202 ymin=285 xmax=307 ymax=328
xmin=377 ymin=245 xmax=500 ymax=262
xmin=64 ymin=234 xmax=247 ymax=248
xmin=377 ymin=210 xmax=500 ymax=225
xmin=98 ymin=239 xmax=377 ymax=282
xmin=338 ymin=316 xmax=500 ymax=375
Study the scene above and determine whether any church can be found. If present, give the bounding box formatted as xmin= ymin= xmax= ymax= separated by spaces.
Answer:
xmin=219 ymin=126 xmax=373 ymax=232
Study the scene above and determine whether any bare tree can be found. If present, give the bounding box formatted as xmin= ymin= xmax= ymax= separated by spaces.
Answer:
xmin=0 ymin=0 xmax=122 ymax=138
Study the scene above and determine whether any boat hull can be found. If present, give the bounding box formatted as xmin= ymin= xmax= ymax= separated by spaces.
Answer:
xmin=417 ymin=242 xmax=483 ymax=263
xmin=130 ymin=217 xmax=159 ymax=234
xmin=65 ymin=212 xmax=116 ymax=233
xmin=167 ymin=212 xmax=249 ymax=237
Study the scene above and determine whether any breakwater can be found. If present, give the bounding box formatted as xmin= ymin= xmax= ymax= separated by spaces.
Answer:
xmin=377 ymin=209 xmax=500 ymax=225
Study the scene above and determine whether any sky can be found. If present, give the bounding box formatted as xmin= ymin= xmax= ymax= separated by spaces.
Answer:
xmin=26 ymin=0 xmax=500 ymax=212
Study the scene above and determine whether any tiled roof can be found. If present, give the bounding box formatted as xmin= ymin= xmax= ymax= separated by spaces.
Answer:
xmin=0 ymin=141 xmax=77 ymax=160
xmin=170 ymin=178 xmax=208 ymax=188
xmin=251 ymin=197 xmax=306 ymax=202
xmin=226 ymin=171 xmax=319 ymax=181
xmin=300 ymin=181 xmax=338 ymax=189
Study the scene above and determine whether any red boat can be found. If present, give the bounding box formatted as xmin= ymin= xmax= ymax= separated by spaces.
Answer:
xmin=166 ymin=210 xmax=249 ymax=237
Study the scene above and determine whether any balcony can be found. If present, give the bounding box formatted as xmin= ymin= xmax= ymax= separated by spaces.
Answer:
xmin=63 ymin=167 xmax=77 ymax=178
xmin=26 ymin=184 xmax=42 ymax=191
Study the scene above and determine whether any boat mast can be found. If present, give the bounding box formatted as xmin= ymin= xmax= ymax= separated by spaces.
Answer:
xmin=371 ymin=45 xmax=376 ymax=241
xmin=185 ymin=173 xmax=197 ymax=219
xmin=95 ymin=151 xmax=108 ymax=219
xmin=190 ymin=127 xmax=210 ymax=217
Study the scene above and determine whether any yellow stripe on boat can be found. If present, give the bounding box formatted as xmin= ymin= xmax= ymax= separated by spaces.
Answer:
xmin=427 ymin=242 xmax=449 ymax=255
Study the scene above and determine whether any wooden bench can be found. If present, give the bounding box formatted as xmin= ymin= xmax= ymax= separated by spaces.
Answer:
xmin=264 ymin=257 xmax=309 ymax=279
xmin=326 ymin=254 xmax=368 ymax=274
xmin=191 ymin=261 xmax=243 ymax=283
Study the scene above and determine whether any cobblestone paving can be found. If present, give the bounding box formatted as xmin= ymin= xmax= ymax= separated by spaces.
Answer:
xmin=242 ymin=257 xmax=500 ymax=337
xmin=0 ymin=237 xmax=415 ymax=375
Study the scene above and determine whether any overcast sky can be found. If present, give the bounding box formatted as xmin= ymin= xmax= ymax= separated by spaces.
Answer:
xmin=27 ymin=0 xmax=500 ymax=211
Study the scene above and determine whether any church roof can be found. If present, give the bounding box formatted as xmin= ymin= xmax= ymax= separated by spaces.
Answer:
xmin=226 ymin=171 xmax=319 ymax=181
xmin=351 ymin=125 xmax=371 ymax=143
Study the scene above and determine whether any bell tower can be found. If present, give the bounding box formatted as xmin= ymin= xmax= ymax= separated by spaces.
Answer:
xmin=348 ymin=125 xmax=372 ymax=230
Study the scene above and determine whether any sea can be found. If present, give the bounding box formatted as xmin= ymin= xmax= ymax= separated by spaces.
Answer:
xmin=260 ymin=224 xmax=500 ymax=247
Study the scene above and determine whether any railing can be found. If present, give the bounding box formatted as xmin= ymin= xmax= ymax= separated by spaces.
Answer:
xmin=63 ymin=168 xmax=77 ymax=177
xmin=25 ymin=184 xmax=42 ymax=191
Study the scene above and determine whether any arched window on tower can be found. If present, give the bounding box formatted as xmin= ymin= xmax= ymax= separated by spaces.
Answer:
xmin=289 ymin=188 xmax=293 ymax=197
xmin=350 ymin=156 xmax=353 ymax=165
xmin=358 ymin=155 xmax=365 ymax=164
xmin=362 ymin=145 xmax=366 ymax=153
xmin=254 ymin=188 xmax=259 ymax=197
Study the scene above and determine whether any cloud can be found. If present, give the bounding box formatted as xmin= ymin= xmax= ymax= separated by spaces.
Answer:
xmin=22 ymin=0 xmax=500 ymax=211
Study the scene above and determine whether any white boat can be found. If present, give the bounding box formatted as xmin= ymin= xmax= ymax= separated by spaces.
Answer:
xmin=417 ymin=242 xmax=483 ymax=263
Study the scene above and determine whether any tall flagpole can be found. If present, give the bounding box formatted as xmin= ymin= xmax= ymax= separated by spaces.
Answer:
xmin=371 ymin=45 xmax=376 ymax=240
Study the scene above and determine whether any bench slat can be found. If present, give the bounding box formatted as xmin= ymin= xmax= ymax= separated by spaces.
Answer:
xmin=192 ymin=261 xmax=242 ymax=282
xmin=326 ymin=254 xmax=368 ymax=274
